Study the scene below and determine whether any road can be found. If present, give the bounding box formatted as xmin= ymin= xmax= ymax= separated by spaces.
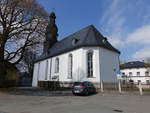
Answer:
xmin=0 ymin=91 xmax=149 ymax=113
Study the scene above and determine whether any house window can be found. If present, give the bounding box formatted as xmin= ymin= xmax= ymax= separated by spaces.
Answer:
xmin=55 ymin=58 xmax=59 ymax=73
xmin=145 ymin=71 xmax=149 ymax=76
xmin=122 ymin=72 xmax=125 ymax=76
xmin=146 ymin=80 xmax=150 ymax=84
xmin=87 ymin=51 xmax=93 ymax=78
xmin=129 ymin=72 xmax=132 ymax=76
xmin=138 ymin=80 xmax=141 ymax=84
xmin=68 ymin=54 xmax=73 ymax=79
xmin=137 ymin=72 xmax=140 ymax=76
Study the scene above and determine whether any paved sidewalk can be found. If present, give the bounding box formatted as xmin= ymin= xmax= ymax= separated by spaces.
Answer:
xmin=0 ymin=88 xmax=150 ymax=113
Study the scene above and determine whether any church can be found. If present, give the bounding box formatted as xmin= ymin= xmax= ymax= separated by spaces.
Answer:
xmin=32 ymin=12 xmax=120 ymax=88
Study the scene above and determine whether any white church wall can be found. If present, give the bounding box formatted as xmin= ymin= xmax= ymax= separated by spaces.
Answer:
xmin=99 ymin=48 xmax=119 ymax=83
xmin=32 ymin=47 xmax=120 ymax=87
xmin=38 ymin=60 xmax=47 ymax=81
xmin=50 ymin=48 xmax=83 ymax=82
xmin=32 ymin=63 xmax=39 ymax=87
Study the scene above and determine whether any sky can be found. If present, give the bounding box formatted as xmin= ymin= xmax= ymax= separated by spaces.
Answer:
xmin=37 ymin=0 xmax=150 ymax=62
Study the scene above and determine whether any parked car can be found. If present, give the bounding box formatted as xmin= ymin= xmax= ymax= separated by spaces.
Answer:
xmin=72 ymin=81 xmax=96 ymax=96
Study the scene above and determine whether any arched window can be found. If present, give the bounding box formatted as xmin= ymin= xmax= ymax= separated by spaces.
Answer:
xmin=68 ymin=54 xmax=73 ymax=79
xmin=45 ymin=60 xmax=48 ymax=80
xmin=37 ymin=62 xmax=40 ymax=80
xmin=87 ymin=51 xmax=93 ymax=78
xmin=55 ymin=58 xmax=59 ymax=73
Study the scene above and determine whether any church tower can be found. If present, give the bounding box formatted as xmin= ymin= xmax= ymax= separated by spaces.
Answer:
xmin=43 ymin=12 xmax=58 ymax=55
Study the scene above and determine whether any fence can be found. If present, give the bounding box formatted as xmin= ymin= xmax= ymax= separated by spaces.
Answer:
xmin=38 ymin=81 xmax=150 ymax=95
xmin=38 ymin=81 xmax=72 ymax=91
xmin=112 ymin=80 xmax=149 ymax=95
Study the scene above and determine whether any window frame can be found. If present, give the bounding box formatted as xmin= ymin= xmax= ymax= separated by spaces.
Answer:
xmin=45 ymin=60 xmax=48 ymax=80
xmin=129 ymin=72 xmax=132 ymax=76
xmin=87 ymin=50 xmax=94 ymax=78
xmin=137 ymin=72 xmax=140 ymax=76
xmin=146 ymin=80 xmax=150 ymax=84
xmin=145 ymin=71 xmax=149 ymax=76
xmin=55 ymin=58 xmax=59 ymax=73
xmin=37 ymin=62 xmax=40 ymax=80
xmin=137 ymin=80 xmax=141 ymax=84
xmin=122 ymin=72 xmax=125 ymax=76
xmin=68 ymin=54 xmax=73 ymax=79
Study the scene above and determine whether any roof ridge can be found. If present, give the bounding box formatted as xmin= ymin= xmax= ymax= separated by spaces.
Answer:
xmin=126 ymin=61 xmax=144 ymax=63
xmin=81 ymin=25 xmax=93 ymax=45
xmin=91 ymin=26 xmax=103 ymax=45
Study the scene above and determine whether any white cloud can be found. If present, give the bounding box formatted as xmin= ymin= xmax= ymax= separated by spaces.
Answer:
xmin=131 ymin=47 xmax=150 ymax=60
xmin=100 ymin=0 xmax=126 ymax=48
xmin=126 ymin=25 xmax=150 ymax=45
xmin=108 ymin=37 xmax=125 ymax=48
xmin=100 ymin=0 xmax=124 ymax=33
xmin=124 ymin=25 xmax=150 ymax=60
xmin=99 ymin=0 xmax=150 ymax=61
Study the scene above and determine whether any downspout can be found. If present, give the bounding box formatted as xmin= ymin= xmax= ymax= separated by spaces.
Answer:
xmin=99 ymin=47 xmax=102 ymax=89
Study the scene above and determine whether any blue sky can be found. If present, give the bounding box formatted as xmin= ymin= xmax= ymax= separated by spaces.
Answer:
xmin=37 ymin=0 xmax=150 ymax=62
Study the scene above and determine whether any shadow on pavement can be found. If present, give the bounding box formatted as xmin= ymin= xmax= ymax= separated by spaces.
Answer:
xmin=0 ymin=87 xmax=74 ymax=97
xmin=0 ymin=87 xmax=98 ymax=97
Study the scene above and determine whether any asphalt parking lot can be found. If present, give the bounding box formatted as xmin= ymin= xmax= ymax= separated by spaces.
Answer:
xmin=0 ymin=90 xmax=150 ymax=113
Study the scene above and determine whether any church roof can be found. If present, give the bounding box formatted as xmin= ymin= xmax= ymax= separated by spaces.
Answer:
xmin=36 ymin=25 xmax=120 ymax=62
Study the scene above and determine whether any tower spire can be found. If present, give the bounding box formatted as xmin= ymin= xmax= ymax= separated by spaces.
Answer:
xmin=43 ymin=12 xmax=58 ymax=55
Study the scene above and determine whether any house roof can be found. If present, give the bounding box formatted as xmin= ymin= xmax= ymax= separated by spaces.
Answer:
xmin=120 ymin=61 xmax=150 ymax=69
xmin=36 ymin=25 xmax=120 ymax=62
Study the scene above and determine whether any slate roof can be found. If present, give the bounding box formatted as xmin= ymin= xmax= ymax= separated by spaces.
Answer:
xmin=120 ymin=61 xmax=149 ymax=69
xmin=36 ymin=25 xmax=120 ymax=62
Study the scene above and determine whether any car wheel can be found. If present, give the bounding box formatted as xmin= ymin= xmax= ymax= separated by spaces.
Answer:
xmin=85 ymin=90 xmax=89 ymax=96
xmin=73 ymin=93 xmax=77 ymax=96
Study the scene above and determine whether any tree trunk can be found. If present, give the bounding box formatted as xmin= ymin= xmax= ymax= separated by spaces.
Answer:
xmin=0 ymin=59 xmax=7 ymax=87
xmin=0 ymin=38 xmax=7 ymax=87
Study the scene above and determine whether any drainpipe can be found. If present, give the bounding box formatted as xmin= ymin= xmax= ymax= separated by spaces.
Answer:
xmin=99 ymin=48 xmax=102 ymax=89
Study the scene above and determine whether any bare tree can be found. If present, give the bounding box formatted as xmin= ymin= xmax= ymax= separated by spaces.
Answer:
xmin=0 ymin=0 xmax=48 ymax=84
xmin=145 ymin=57 xmax=150 ymax=64
xmin=144 ymin=58 xmax=150 ymax=76
xmin=17 ymin=41 xmax=43 ymax=74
